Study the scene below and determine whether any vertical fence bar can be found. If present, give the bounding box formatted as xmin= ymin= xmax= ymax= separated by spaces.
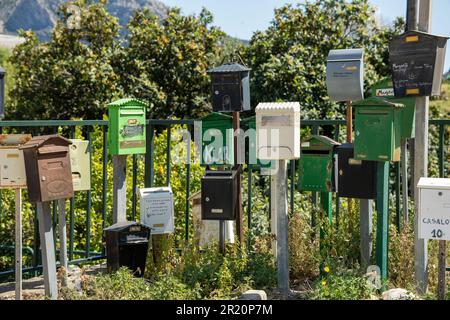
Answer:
xmin=439 ymin=124 xmax=445 ymax=178
xmin=185 ymin=125 xmax=191 ymax=242
xmin=132 ymin=154 xmax=138 ymax=221
xmin=247 ymin=167 xmax=252 ymax=249
xmin=334 ymin=124 xmax=340 ymax=228
xmin=69 ymin=126 xmax=75 ymax=261
xmin=395 ymin=162 xmax=401 ymax=231
xmin=311 ymin=125 xmax=319 ymax=229
xmin=145 ymin=124 xmax=154 ymax=188
xmin=101 ymin=125 xmax=108 ymax=255
xmin=85 ymin=128 xmax=92 ymax=258
xmin=166 ymin=126 xmax=172 ymax=186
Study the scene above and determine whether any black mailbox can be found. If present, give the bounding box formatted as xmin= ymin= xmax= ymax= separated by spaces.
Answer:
xmin=104 ymin=221 xmax=151 ymax=277
xmin=207 ymin=63 xmax=251 ymax=112
xmin=201 ymin=170 xmax=238 ymax=220
xmin=336 ymin=143 xmax=377 ymax=199
xmin=389 ymin=31 xmax=449 ymax=97
xmin=0 ymin=67 xmax=5 ymax=119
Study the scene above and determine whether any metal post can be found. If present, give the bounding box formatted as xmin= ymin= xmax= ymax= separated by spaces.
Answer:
xmin=233 ymin=112 xmax=243 ymax=246
xmin=437 ymin=240 xmax=446 ymax=300
xmin=15 ymin=188 xmax=22 ymax=300
xmin=58 ymin=198 xmax=68 ymax=287
xmin=376 ymin=161 xmax=389 ymax=283
xmin=113 ymin=155 xmax=127 ymax=224
xmin=359 ymin=199 xmax=373 ymax=269
xmin=36 ymin=201 xmax=58 ymax=300
xmin=413 ymin=0 xmax=432 ymax=295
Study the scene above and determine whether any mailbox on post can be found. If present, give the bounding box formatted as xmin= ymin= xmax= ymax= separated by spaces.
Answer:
xmin=0 ymin=67 xmax=5 ymax=119
xmin=354 ymin=97 xmax=404 ymax=162
xmin=69 ymin=139 xmax=91 ymax=192
xmin=336 ymin=143 xmax=378 ymax=199
xmin=0 ymin=134 xmax=32 ymax=189
xmin=20 ymin=135 xmax=74 ymax=203
xmin=256 ymin=102 xmax=301 ymax=160
xmin=298 ymin=135 xmax=340 ymax=193
xmin=108 ymin=98 xmax=147 ymax=156
xmin=200 ymin=112 xmax=234 ymax=166
xmin=327 ymin=49 xmax=364 ymax=102
xmin=201 ymin=170 xmax=238 ymax=221
xmin=389 ymin=31 xmax=449 ymax=97
xmin=371 ymin=78 xmax=416 ymax=140
xmin=207 ymin=63 xmax=251 ymax=113
xmin=139 ymin=186 xmax=175 ymax=234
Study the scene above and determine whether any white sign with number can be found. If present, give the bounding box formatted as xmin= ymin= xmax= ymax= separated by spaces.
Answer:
xmin=139 ymin=187 xmax=175 ymax=235
xmin=418 ymin=178 xmax=450 ymax=241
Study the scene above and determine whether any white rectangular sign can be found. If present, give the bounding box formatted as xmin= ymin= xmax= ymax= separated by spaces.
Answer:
xmin=418 ymin=178 xmax=450 ymax=241
xmin=139 ymin=187 xmax=175 ymax=235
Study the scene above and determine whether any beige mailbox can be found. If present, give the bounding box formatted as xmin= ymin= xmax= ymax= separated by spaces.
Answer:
xmin=0 ymin=134 xmax=32 ymax=189
xmin=256 ymin=102 xmax=301 ymax=160
xmin=69 ymin=139 xmax=91 ymax=192
xmin=139 ymin=186 xmax=175 ymax=234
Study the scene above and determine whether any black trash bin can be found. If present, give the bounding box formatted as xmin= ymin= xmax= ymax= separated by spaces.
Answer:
xmin=104 ymin=221 xmax=151 ymax=277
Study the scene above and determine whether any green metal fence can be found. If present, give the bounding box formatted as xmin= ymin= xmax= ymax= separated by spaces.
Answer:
xmin=0 ymin=118 xmax=448 ymax=280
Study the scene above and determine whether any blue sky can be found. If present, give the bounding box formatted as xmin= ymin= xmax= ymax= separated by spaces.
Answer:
xmin=163 ymin=0 xmax=450 ymax=71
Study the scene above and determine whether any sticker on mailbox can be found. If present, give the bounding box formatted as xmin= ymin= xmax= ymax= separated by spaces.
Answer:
xmin=139 ymin=187 xmax=175 ymax=235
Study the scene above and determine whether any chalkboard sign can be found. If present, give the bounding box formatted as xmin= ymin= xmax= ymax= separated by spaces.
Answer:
xmin=389 ymin=31 xmax=448 ymax=97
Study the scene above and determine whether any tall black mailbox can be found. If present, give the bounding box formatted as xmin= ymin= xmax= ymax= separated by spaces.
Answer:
xmin=207 ymin=63 xmax=251 ymax=112
xmin=389 ymin=31 xmax=448 ymax=97
xmin=104 ymin=221 xmax=151 ymax=277
xmin=0 ymin=67 xmax=5 ymax=119
xmin=201 ymin=170 xmax=238 ymax=220
xmin=336 ymin=143 xmax=377 ymax=199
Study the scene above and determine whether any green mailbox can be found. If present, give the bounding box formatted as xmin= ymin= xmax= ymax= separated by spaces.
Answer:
xmin=108 ymin=98 xmax=147 ymax=155
xmin=371 ymin=78 xmax=416 ymax=140
xmin=201 ymin=112 xmax=234 ymax=166
xmin=298 ymin=135 xmax=340 ymax=192
xmin=354 ymin=97 xmax=404 ymax=162
xmin=241 ymin=116 xmax=272 ymax=169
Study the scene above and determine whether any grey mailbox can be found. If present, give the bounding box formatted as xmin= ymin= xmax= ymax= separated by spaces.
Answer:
xmin=326 ymin=49 xmax=364 ymax=102
xmin=389 ymin=31 xmax=449 ymax=97
xmin=0 ymin=67 xmax=5 ymax=119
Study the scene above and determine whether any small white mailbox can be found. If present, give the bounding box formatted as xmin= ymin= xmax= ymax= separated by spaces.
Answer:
xmin=256 ymin=102 xmax=301 ymax=160
xmin=0 ymin=134 xmax=31 ymax=189
xmin=139 ymin=186 xmax=175 ymax=234
xmin=418 ymin=178 xmax=450 ymax=241
xmin=69 ymin=139 xmax=91 ymax=192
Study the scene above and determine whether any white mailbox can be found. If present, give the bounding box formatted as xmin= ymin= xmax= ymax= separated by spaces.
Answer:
xmin=256 ymin=102 xmax=301 ymax=160
xmin=139 ymin=186 xmax=175 ymax=234
xmin=69 ymin=139 xmax=91 ymax=192
xmin=418 ymin=178 xmax=450 ymax=241
xmin=0 ymin=134 xmax=31 ymax=189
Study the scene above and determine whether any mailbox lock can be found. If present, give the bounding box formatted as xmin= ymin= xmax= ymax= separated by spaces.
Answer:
xmin=41 ymin=176 xmax=46 ymax=181
xmin=438 ymin=192 xmax=443 ymax=197
xmin=205 ymin=197 xmax=210 ymax=202
xmin=339 ymin=170 xmax=343 ymax=176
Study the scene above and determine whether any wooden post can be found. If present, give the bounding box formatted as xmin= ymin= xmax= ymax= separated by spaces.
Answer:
xmin=58 ymin=198 xmax=68 ymax=287
xmin=15 ymin=188 xmax=22 ymax=300
xmin=437 ymin=240 xmax=446 ymax=300
xmin=360 ymin=199 xmax=373 ymax=269
xmin=36 ymin=201 xmax=58 ymax=300
xmin=413 ymin=0 xmax=432 ymax=295
xmin=376 ymin=161 xmax=389 ymax=283
xmin=113 ymin=155 xmax=127 ymax=224
xmin=233 ymin=112 xmax=243 ymax=246
xmin=401 ymin=141 xmax=409 ymax=225
xmin=346 ymin=101 xmax=353 ymax=144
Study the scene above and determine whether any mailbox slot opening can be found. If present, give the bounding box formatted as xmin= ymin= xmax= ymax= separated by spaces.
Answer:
xmin=38 ymin=146 xmax=68 ymax=155
xmin=261 ymin=116 xmax=291 ymax=126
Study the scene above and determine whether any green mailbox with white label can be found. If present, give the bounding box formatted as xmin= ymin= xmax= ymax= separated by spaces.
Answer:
xmin=108 ymin=99 xmax=147 ymax=155
xmin=298 ymin=135 xmax=340 ymax=192
xmin=354 ymin=97 xmax=404 ymax=162
xmin=201 ymin=112 xmax=234 ymax=166
xmin=371 ymin=78 xmax=416 ymax=140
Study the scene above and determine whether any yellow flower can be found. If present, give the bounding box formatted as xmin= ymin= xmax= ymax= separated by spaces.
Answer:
xmin=324 ymin=266 xmax=330 ymax=273
xmin=321 ymin=280 xmax=327 ymax=286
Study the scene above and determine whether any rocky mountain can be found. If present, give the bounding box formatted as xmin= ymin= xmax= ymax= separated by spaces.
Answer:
xmin=0 ymin=0 xmax=169 ymax=40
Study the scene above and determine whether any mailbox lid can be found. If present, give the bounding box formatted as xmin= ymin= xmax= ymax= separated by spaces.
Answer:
xmin=301 ymin=135 xmax=340 ymax=152
xmin=418 ymin=178 xmax=450 ymax=190
xmin=104 ymin=221 xmax=151 ymax=243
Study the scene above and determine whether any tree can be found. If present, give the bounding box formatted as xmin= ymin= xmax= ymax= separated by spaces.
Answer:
xmin=8 ymin=0 xmax=122 ymax=120
xmin=122 ymin=7 xmax=224 ymax=119
xmin=244 ymin=0 xmax=405 ymax=119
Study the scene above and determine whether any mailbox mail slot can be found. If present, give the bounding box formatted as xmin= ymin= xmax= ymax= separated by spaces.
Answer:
xmin=108 ymin=98 xmax=147 ymax=155
xmin=256 ymin=102 xmax=301 ymax=160
xmin=0 ymin=134 xmax=32 ymax=189
xmin=389 ymin=31 xmax=448 ymax=97
xmin=139 ymin=186 xmax=175 ymax=234
xmin=336 ymin=143 xmax=377 ymax=199
xmin=354 ymin=97 xmax=404 ymax=162
xmin=69 ymin=139 xmax=91 ymax=192
xmin=20 ymin=135 xmax=74 ymax=203
xmin=207 ymin=63 xmax=251 ymax=112
xmin=327 ymin=49 xmax=364 ymax=102
xmin=201 ymin=170 xmax=238 ymax=221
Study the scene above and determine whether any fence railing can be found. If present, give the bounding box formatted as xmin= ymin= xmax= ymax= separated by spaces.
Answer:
xmin=0 ymin=118 xmax=448 ymax=280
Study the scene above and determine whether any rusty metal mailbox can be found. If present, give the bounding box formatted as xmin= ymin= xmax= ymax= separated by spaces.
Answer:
xmin=20 ymin=135 xmax=74 ymax=203
xmin=0 ymin=134 xmax=32 ymax=189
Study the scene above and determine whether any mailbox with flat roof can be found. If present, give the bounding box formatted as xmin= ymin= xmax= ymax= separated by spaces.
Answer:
xmin=298 ymin=135 xmax=340 ymax=193
xmin=201 ymin=112 xmax=234 ymax=166
xmin=69 ymin=139 xmax=91 ymax=192
xmin=0 ymin=67 xmax=5 ymax=119
xmin=201 ymin=170 xmax=238 ymax=221
xmin=389 ymin=31 xmax=449 ymax=97
xmin=327 ymin=49 xmax=364 ymax=102
xmin=354 ymin=97 xmax=404 ymax=162
xmin=336 ymin=143 xmax=377 ymax=199
xmin=371 ymin=78 xmax=416 ymax=140
xmin=0 ymin=134 xmax=32 ymax=189
xmin=108 ymin=98 xmax=147 ymax=155
xmin=20 ymin=135 xmax=74 ymax=203
xmin=256 ymin=102 xmax=301 ymax=160
xmin=207 ymin=63 xmax=251 ymax=113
